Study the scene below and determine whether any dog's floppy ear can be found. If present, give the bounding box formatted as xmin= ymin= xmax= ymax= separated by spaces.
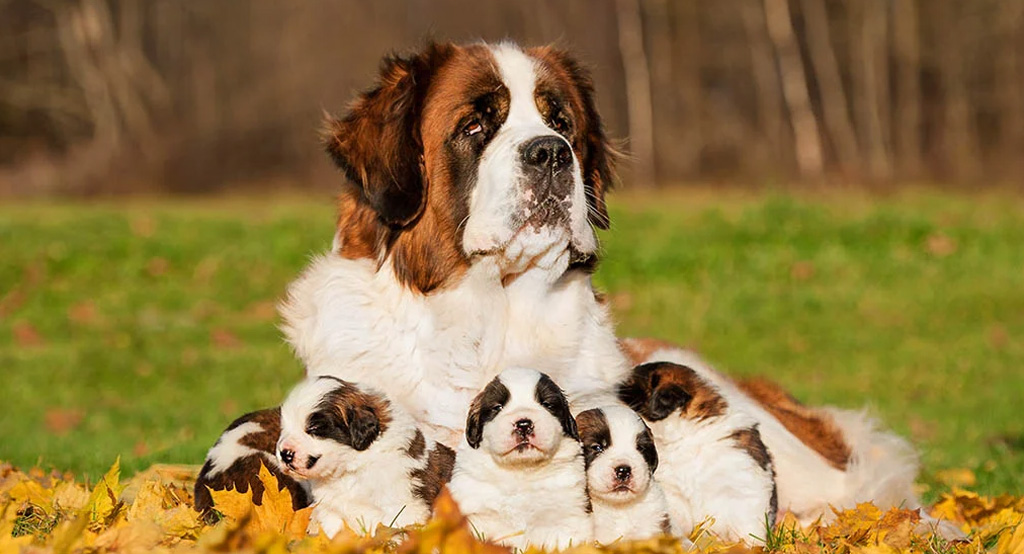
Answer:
xmin=534 ymin=47 xmax=616 ymax=230
xmin=323 ymin=43 xmax=455 ymax=228
xmin=465 ymin=376 xmax=509 ymax=449
xmin=346 ymin=406 xmax=381 ymax=451
xmin=617 ymin=363 xmax=655 ymax=413
xmin=536 ymin=373 xmax=579 ymax=441
xmin=465 ymin=400 xmax=485 ymax=449
xmin=636 ymin=425 xmax=659 ymax=474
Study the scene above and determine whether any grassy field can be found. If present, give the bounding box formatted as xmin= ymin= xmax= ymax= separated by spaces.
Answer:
xmin=1 ymin=189 xmax=1022 ymax=501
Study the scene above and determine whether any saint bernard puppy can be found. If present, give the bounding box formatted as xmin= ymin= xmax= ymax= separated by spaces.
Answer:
xmin=279 ymin=41 xmax=628 ymax=446
xmin=276 ymin=376 xmax=455 ymax=537
xmin=194 ymin=407 xmax=312 ymax=518
xmin=447 ymin=368 xmax=591 ymax=550
xmin=618 ymin=362 xmax=777 ymax=543
xmin=576 ymin=405 xmax=677 ymax=545
xmin=620 ymin=339 xmax=924 ymax=528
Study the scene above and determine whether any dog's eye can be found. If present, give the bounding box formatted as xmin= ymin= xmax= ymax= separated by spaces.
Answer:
xmin=306 ymin=422 xmax=327 ymax=436
xmin=548 ymin=110 xmax=571 ymax=135
xmin=463 ymin=120 xmax=483 ymax=137
xmin=540 ymin=400 xmax=555 ymax=410
xmin=586 ymin=443 xmax=604 ymax=454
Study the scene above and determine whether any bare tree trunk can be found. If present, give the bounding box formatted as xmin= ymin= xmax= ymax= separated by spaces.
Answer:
xmin=615 ymin=0 xmax=656 ymax=187
xmin=673 ymin=0 xmax=703 ymax=177
xmin=891 ymin=0 xmax=922 ymax=177
xmin=763 ymin=0 xmax=824 ymax=178
xmin=799 ymin=0 xmax=860 ymax=176
xmin=741 ymin=0 xmax=786 ymax=172
xmin=934 ymin=1 xmax=980 ymax=182
xmin=848 ymin=0 xmax=892 ymax=182
xmin=996 ymin=0 xmax=1024 ymax=177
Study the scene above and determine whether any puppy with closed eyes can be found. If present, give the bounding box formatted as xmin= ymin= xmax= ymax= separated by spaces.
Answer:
xmin=276 ymin=376 xmax=455 ymax=537
xmin=618 ymin=362 xmax=777 ymax=543
xmin=576 ymin=405 xmax=677 ymax=544
xmin=447 ymin=368 xmax=591 ymax=550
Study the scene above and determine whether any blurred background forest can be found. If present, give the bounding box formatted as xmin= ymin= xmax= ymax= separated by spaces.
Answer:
xmin=2 ymin=0 xmax=1023 ymax=196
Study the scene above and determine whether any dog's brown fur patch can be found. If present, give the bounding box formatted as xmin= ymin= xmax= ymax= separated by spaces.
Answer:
xmin=194 ymin=408 xmax=311 ymax=516
xmin=736 ymin=377 xmax=852 ymax=470
xmin=411 ymin=443 xmax=456 ymax=508
xmin=618 ymin=362 xmax=727 ymax=421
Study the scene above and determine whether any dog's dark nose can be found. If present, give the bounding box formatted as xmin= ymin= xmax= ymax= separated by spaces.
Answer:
xmin=522 ymin=136 xmax=571 ymax=172
xmin=615 ymin=465 xmax=632 ymax=482
xmin=514 ymin=418 xmax=534 ymax=437
xmin=279 ymin=448 xmax=295 ymax=467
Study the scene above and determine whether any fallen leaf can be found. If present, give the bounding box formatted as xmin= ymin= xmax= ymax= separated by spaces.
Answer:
xmin=12 ymin=321 xmax=43 ymax=347
xmin=45 ymin=409 xmax=84 ymax=435
xmin=67 ymin=301 xmax=99 ymax=326
xmin=790 ymin=261 xmax=816 ymax=281
xmin=925 ymin=233 xmax=957 ymax=257
xmin=211 ymin=328 xmax=241 ymax=349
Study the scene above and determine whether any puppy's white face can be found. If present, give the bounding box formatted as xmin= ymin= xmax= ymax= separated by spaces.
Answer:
xmin=462 ymin=44 xmax=596 ymax=274
xmin=577 ymin=406 xmax=659 ymax=504
xmin=276 ymin=376 xmax=390 ymax=481
xmin=465 ymin=367 xmax=579 ymax=466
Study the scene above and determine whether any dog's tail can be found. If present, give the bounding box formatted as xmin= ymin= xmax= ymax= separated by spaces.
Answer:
xmin=822 ymin=407 xmax=920 ymax=510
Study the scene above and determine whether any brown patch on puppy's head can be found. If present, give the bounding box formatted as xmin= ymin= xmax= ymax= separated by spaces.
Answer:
xmin=617 ymin=362 xmax=727 ymax=422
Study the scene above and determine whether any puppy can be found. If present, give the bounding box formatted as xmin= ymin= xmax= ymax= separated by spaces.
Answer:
xmin=194 ymin=407 xmax=312 ymax=517
xmin=447 ymin=368 xmax=591 ymax=550
xmin=576 ymin=406 xmax=676 ymax=544
xmin=276 ymin=376 xmax=455 ymax=537
xmin=618 ymin=362 xmax=777 ymax=543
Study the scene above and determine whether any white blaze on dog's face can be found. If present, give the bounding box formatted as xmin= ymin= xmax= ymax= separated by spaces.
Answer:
xmin=276 ymin=377 xmax=391 ymax=481
xmin=323 ymin=42 xmax=614 ymax=292
xmin=577 ymin=406 xmax=659 ymax=504
xmin=465 ymin=368 xmax=579 ymax=465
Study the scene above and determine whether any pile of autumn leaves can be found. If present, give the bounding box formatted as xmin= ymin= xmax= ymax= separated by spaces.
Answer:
xmin=2 ymin=460 xmax=1023 ymax=554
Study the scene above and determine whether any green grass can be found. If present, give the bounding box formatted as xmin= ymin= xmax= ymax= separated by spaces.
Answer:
xmin=1 ymin=189 xmax=1022 ymax=501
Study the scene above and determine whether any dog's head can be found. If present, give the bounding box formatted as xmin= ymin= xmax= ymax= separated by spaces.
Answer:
xmin=324 ymin=41 xmax=615 ymax=292
xmin=576 ymin=406 xmax=658 ymax=504
xmin=464 ymin=367 xmax=579 ymax=466
xmin=276 ymin=376 xmax=392 ymax=480
xmin=616 ymin=362 xmax=728 ymax=422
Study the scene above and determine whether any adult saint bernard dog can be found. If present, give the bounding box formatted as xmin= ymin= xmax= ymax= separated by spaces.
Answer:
xmin=279 ymin=40 xmax=940 ymax=530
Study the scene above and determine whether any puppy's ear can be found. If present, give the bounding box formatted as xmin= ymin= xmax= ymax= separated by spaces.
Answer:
xmin=636 ymin=426 xmax=659 ymax=474
xmin=617 ymin=363 xmax=655 ymax=413
xmin=323 ymin=42 xmax=455 ymax=228
xmin=536 ymin=374 xmax=579 ymax=441
xmin=347 ymin=407 xmax=381 ymax=451
xmin=465 ymin=399 xmax=485 ymax=449
xmin=533 ymin=47 xmax=616 ymax=230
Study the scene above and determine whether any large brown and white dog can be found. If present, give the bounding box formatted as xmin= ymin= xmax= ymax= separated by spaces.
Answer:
xmin=280 ymin=41 xmax=627 ymax=446
xmin=279 ymin=39 xmax=930 ymax=533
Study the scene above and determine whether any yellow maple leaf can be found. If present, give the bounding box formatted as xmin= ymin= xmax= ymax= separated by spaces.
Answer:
xmin=997 ymin=520 xmax=1024 ymax=554
xmin=7 ymin=479 xmax=55 ymax=516
xmin=207 ymin=463 xmax=311 ymax=537
xmin=83 ymin=458 xmax=123 ymax=525
xmin=127 ymin=480 xmax=202 ymax=539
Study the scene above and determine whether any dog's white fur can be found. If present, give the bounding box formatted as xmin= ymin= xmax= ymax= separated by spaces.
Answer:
xmin=624 ymin=343 xmax=920 ymax=527
xmin=583 ymin=406 xmax=676 ymax=545
xmin=277 ymin=377 xmax=443 ymax=537
xmin=447 ymin=368 xmax=591 ymax=550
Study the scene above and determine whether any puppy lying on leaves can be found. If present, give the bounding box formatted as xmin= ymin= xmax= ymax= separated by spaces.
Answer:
xmin=618 ymin=362 xmax=778 ymax=542
xmin=448 ymin=368 xmax=592 ymax=550
xmin=195 ymin=376 xmax=454 ymax=537
xmin=577 ymin=405 xmax=678 ymax=544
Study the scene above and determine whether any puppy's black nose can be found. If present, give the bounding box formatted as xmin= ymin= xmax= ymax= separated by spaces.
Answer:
xmin=615 ymin=465 xmax=632 ymax=482
xmin=522 ymin=136 xmax=571 ymax=172
xmin=279 ymin=448 xmax=295 ymax=467
xmin=514 ymin=418 xmax=534 ymax=437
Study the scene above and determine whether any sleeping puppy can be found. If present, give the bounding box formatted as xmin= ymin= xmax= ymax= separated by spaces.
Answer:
xmin=576 ymin=406 xmax=677 ymax=544
xmin=276 ymin=376 xmax=455 ymax=537
xmin=194 ymin=407 xmax=312 ymax=518
xmin=447 ymin=368 xmax=591 ymax=550
xmin=618 ymin=362 xmax=777 ymax=543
